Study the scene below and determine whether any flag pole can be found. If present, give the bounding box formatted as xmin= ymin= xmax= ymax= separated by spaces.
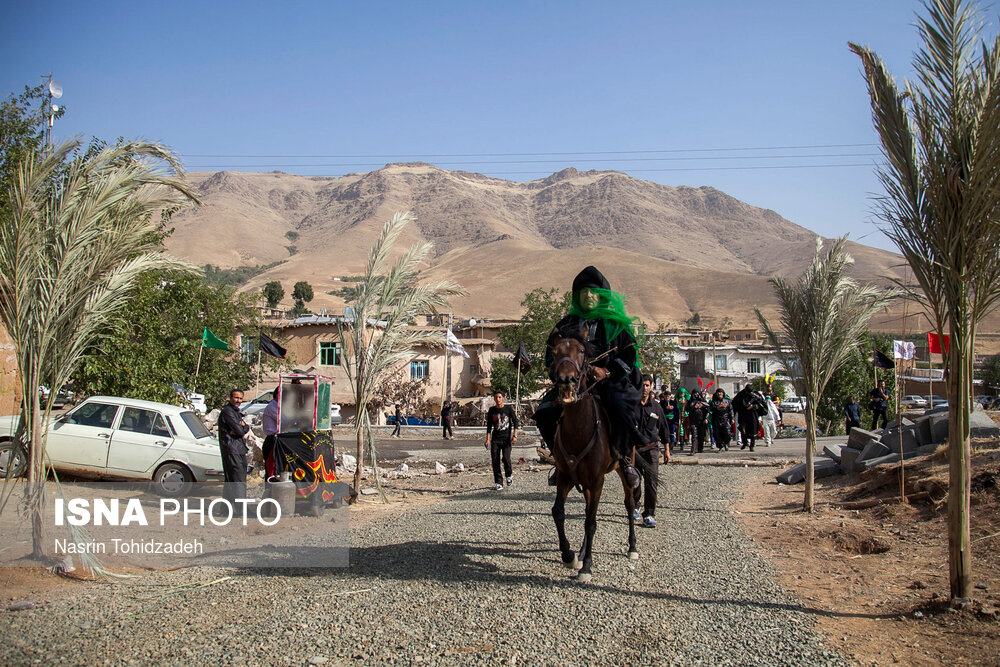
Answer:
xmin=193 ymin=344 xmax=204 ymax=394
xmin=896 ymin=355 xmax=905 ymax=504
xmin=515 ymin=361 xmax=521 ymax=412
xmin=256 ymin=348 xmax=262 ymax=392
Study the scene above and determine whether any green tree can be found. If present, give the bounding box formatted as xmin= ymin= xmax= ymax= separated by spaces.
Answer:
xmin=817 ymin=333 xmax=897 ymax=435
xmin=978 ymin=354 xmax=1000 ymax=394
xmin=292 ymin=280 xmax=314 ymax=315
xmin=336 ymin=212 xmax=464 ymax=495
xmin=491 ymin=287 xmax=571 ymax=398
xmin=851 ymin=0 xmax=1000 ymax=599
xmin=1 ymin=83 xmax=65 ymax=213
xmin=74 ymin=270 xmax=285 ymax=409
xmin=0 ymin=140 xmax=196 ymax=559
xmin=750 ymin=376 xmax=789 ymax=400
xmin=285 ymin=231 xmax=299 ymax=242
xmin=262 ymin=280 xmax=284 ymax=308
xmin=640 ymin=322 xmax=678 ymax=387
xmin=757 ymin=237 xmax=897 ymax=512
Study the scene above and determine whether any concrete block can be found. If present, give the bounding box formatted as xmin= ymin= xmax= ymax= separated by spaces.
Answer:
xmin=823 ymin=444 xmax=844 ymax=463
xmin=859 ymin=440 xmax=891 ymax=461
xmin=777 ymin=463 xmax=806 ymax=485
xmin=883 ymin=427 xmax=919 ymax=453
xmin=863 ymin=448 xmax=922 ymax=470
xmin=912 ymin=416 xmax=933 ymax=446
xmin=776 ymin=458 xmax=842 ymax=484
xmin=925 ymin=405 xmax=949 ymax=416
xmin=847 ymin=428 xmax=881 ymax=451
xmin=886 ymin=417 xmax=915 ymax=431
xmin=930 ymin=414 xmax=949 ymax=443
xmin=970 ymin=411 xmax=1000 ymax=439
xmin=840 ymin=447 xmax=863 ymax=474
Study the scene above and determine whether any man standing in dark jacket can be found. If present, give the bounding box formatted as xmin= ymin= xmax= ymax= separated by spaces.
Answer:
xmin=485 ymin=391 xmax=518 ymax=491
xmin=734 ymin=384 xmax=766 ymax=452
xmin=844 ymin=396 xmax=862 ymax=434
xmin=687 ymin=391 xmax=710 ymax=454
xmin=219 ymin=388 xmax=250 ymax=504
xmin=709 ymin=389 xmax=735 ymax=451
xmin=632 ymin=375 xmax=669 ymax=527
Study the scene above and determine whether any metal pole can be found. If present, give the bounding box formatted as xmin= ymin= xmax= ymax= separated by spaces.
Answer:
xmin=193 ymin=345 xmax=204 ymax=394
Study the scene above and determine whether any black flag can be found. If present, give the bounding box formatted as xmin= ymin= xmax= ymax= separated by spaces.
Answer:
xmin=259 ymin=331 xmax=287 ymax=359
xmin=513 ymin=341 xmax=532 ymax=374
xmin=872 ymin=348 xmax=893 ymax=369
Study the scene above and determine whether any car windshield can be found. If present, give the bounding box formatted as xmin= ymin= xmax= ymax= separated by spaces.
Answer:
xmin=179 ymin=411 xmax=212 ymax=439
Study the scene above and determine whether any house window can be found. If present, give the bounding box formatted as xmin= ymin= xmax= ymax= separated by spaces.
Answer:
xmin=410 ymin=360 xmax=429 ymax=380
xmin=715 ymin=355 xmax=728 ymax=371
xmin=747 ymin=358 xmax=761 ymax=374
xmin=319 ymin=341 xmax=341 ymax=366
xmin=469 ymin=365 xmax=478 ymax=375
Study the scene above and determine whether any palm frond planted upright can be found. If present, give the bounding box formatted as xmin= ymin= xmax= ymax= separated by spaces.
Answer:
xmin=757 ymin=237 xmax=897 ymax=512
xmin=850 ymin=0 xmax=1000 ymax=600
xmin=337 ymin=212 xmax=465 ymax=495
xmin=0 ymin=140 xmax=197 ymax=558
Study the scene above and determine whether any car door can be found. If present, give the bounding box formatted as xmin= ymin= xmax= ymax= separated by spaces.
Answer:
xmin=106 ymin=407 xmax=175 ymax=475
xmin=46 ymin=401 xmax=121 ymax=472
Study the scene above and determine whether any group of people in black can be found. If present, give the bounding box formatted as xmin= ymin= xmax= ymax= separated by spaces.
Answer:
xmin=656 ymin=383 xmax=775 ymax=455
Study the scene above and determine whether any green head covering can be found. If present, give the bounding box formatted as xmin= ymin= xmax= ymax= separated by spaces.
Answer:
xmin=567 ymin=287 xmax=645 ymax=351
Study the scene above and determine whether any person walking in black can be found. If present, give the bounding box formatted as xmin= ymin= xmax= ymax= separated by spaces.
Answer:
xmin=844 ymin=395 xmax=862 ymax=434
xmin=441 ymin=401 xmax=455 ymax=440
xmin=869 ymin=380 xmax=889 ymax=429
xmin=709 ymin=388 xmax=735 ymax=451
xmin=687 ymin=390 xmax=710 ymax=454
xmin=219 ymin=388 xmax=250 ymax=506
xmin=485 ymin=390 xmax=518 ymax=491
xmin=391 ymin=404 xmax=403 ymax=438
xmin=734 ymin=383 xmax=766 ymax=452
xmin=632 ymin=375 xmax=670 ymax=527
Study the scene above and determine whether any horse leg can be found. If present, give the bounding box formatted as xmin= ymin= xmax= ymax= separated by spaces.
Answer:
xmin=551 ymin=474 xmax=577 ymax=569
xmin=577 ymin=479 xmax=604 ymax=583
xmin=619 ymin=466 xmax=639 ymax=560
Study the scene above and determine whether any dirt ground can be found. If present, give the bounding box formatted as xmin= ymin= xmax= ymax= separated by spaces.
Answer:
xmin=737 ymin=442 xmax=1000 ymax=666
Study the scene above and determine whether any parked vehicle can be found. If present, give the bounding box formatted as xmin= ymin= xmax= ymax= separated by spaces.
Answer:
xmin=901 ymin=395 xmax=928 ymax=409
xmin=38 ymin=385 xmax=75 ymax=410
xmin=975 ymin=395 xmax=995 ymax=409
xmin=781 ymin=396 xmax=807 ymax=413
xmin=330 ymin=403 xmax=342 ymax=425
xmin=924 ymin=395 xmax=948 ymax=409
xmin=0 ymin=396 xmax=224 ymax=496
xmin=171 ymin=383 xmax=207 ymax=414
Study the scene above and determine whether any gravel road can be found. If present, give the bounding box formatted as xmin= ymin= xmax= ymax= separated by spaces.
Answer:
xmin=6 ymin=466 xmax=847 ymax=666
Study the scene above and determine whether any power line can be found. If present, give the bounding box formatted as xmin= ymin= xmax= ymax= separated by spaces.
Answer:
xmin=179 ymin=142 xmax=878 ymax=159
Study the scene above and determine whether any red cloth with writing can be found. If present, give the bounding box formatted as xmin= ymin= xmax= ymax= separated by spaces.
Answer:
xmin=927 ymin=332 xmax=950 ymax=354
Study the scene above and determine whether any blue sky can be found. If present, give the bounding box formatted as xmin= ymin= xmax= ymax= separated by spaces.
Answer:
xmin=4 ymin=1 xmax=998 ymax=251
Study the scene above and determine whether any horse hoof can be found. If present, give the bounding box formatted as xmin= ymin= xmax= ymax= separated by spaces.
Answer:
xmin=562 ymin=557 xmax=580 ymax=570
xmin=629 ymin=551 xmax=639 ymax=561
xmin=575 ymin=572 xmax=592 ymax=584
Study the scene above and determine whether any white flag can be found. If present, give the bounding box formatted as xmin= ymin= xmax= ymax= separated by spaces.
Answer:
xmin=446 ymin=329 xmax=470 ymax=358
xmin=893 ymin=340 xmax=915 ymax=360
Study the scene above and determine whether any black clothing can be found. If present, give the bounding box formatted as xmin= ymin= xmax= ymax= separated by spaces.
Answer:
xmin=844 ymin=401 xmax=862 ymax=434
xmin=734 ymin=386 xmax=766 ymax=451
xmin=709 ymin=397 xmax=734 ymax=448
xmin=218 ymin=403 xmax=250 ymax=502
xmin=687 ymin=397 xmax=710 ymax=453
xmin=491 ymin=440 xmax=513 ymax=485
xmin=869 ymin=386 xmax=889 ymax=429
xmin=632 ymin=447 xmax=659 ymax=518
xmin=441 ymin=403 xmax=453 ymax=439
xmin=572 ymin=265 xmax=611 ymax=292
xmin=392 ymin=407 xmax=402 ymax=436
xmin=634 ymin=396 xmax=670 ymax=448
xmin=486 ymin=405 xmax=518 ymax=442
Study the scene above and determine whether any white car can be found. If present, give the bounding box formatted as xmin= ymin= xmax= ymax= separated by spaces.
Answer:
xmin=781 ymin=396 xmax=807 ymax=412
xmin=172 ymin=384 xmax=207 ymax=414
xmin=901 ymin=395 xmax=928 ymax=409
xmin=0 ymin=396 xmax=224 ymax=497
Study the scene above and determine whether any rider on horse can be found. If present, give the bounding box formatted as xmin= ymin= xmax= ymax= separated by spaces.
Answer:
xmin=534 ymin=266 xmax=644 ymax=489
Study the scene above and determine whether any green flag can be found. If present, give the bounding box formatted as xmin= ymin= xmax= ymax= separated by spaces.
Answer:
xmin=202 ymin=327 xmax=230 ymax=351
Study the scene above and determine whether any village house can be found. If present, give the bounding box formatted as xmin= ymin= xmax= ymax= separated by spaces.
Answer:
xmin=677 ymin=343 xmax=791 ymax=396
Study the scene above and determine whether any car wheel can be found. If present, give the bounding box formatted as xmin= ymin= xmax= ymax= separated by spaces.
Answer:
xmin=0 ymin=440 xmax=27 ymax=478
xmin=152 ymin=462 xmax=194 ymax=498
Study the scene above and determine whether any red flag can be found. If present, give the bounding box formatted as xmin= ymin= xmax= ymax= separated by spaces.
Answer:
xmin=927 ymin=332 xmax=950 ymax=355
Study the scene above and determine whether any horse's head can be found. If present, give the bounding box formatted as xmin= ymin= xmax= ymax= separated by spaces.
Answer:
xmin=549 ymin=327 xmax=591 ymax=404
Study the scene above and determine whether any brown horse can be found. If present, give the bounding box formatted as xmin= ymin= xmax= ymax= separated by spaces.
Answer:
xmin=549 ymin=330 xmax=638 ymax=583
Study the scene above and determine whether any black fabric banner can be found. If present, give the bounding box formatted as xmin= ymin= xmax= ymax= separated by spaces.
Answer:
xmin=872 ymin=348 xmax=894 ymax=369
xmin=273 ymin=431 xmax=353 ymax=507
xmin=514 ymin=340 xmax=532 ymax=373
xmin=259 ymin=331 xmax=287 ymax=359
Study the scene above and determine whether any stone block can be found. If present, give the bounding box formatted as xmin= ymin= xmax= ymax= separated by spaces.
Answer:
xmin=930 ymin=414 xmax=949 ymax=443
xmin=970 ymin=411 xmax=1000 ymax=439
xmin=859 ymin=440 xmax=891 ymax=461
xmin=885 ymin=417 xmax=915 ymax=431
xmin=776 ymin=458 xmax=842 ymax=484
xmin=863 ymin=448 xmax=922 ymax=470
xmin=912 ymin=416 xmax=933 ymax=446
xmin=925 ymin=405 xmax=948 ymax=416
xmin=840 ymin=447 xmax=863 ymax=474
xmin=847 ymin=428 xmax=880 ymax=451
xmin=823 ymin=444 xmax=844 ymax=463
xmin=882 ymin=427 xmax=919 ymax=453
